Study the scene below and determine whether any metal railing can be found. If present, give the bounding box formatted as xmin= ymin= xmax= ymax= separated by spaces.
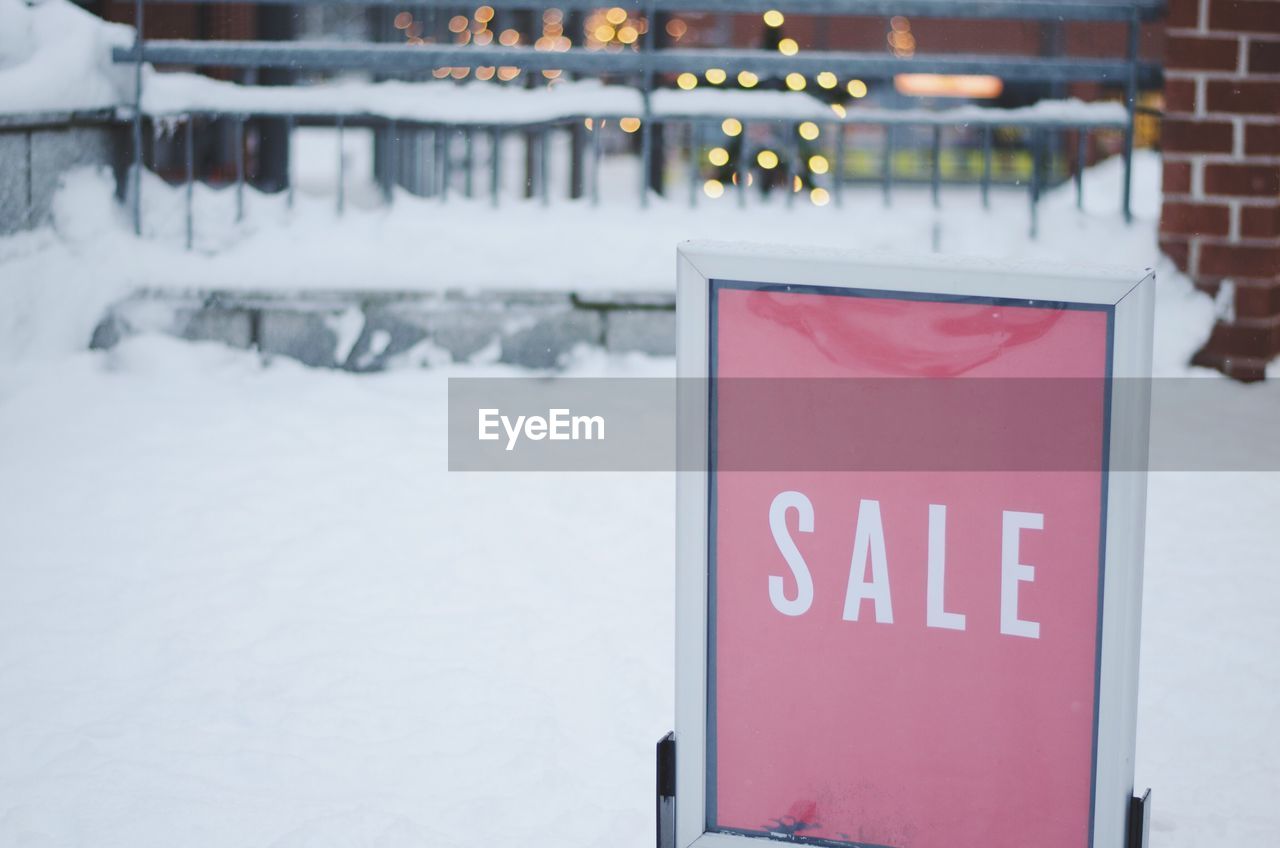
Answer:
xmin=110 ymin=0 xmax=1164 ymax=244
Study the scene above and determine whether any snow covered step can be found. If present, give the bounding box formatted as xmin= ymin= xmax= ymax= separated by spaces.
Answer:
xmin=89 ymin=288 xmax=676 ymax=370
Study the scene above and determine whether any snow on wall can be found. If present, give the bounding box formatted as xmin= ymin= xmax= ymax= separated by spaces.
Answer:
xmin=1 ymin=0 xmax=1126 ymax=128
xmin=0 ymin=0 xmax=131 ymax=116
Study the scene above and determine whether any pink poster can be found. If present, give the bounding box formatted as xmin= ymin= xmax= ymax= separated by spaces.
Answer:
xmin=710 ymin=281 xmax=1112 ymax=848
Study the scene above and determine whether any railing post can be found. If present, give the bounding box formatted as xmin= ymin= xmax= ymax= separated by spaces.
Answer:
xmin=1076 ymin=127 xmax=1087 ymax=210
xmin=185 ymin=113 xmax=194 ymax=250
xmin=1030 ymin=128 xmax=1042 ymax=240
xmin=539 ymin=126 xmax=550 ymax=206
xmin=639 ymin=0 xmax=657 ymax=207
xmin=787 ymin=121 xmax=799 ymax=209
xmin=336 ymin=114 xmax=346 ymax=215
xmin=1121 ymin=6 xmax=1140 ymax=224
xmin=834 ymin=121 xmax=845 ymax=208
xmin=931 ymin=124 xmax=942 ymax=209
xmin=384 ymin=118 xmax=398 ymax=206
xmin=286 ymin=114 xmax=295 ymax=210
xmin=737 ymin=120 xmax=748 ymax=209
xmin=234 ymin=114 xmax=246 ymax=223
xmin=689 ymin=121 xmax=699 ymax=208
xmin=491 ymin=126 xmax=502 ymax=207
xmin=131 ymin=0 xmax=144 ymax=236
xmin=591 ymin=118 xmax=602 ymax=206
xmin=882 ymin=124 xmax=894 ymax=208
xmin=464 ymin=126 xmax=475 ymax=199
xmin=981 ymin=124 xmax=992 ymax=210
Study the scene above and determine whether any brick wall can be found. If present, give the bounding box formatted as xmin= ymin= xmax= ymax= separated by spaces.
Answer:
xmin=1161 ymin=0 xmax=1280 ymax=380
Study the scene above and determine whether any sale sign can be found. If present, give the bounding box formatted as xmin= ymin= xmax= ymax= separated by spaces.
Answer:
xmin=674 ymin=245 xmax=1153 ymax=848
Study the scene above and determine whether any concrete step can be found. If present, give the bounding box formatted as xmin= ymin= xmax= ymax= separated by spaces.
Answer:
xmin=91 ymin=288 xmax=676 ymax=370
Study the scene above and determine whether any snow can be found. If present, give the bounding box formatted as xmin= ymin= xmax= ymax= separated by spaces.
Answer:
xmin=0 ymin=149 xmax=1215 ymax=377
xmin=0 ymin=334 xmax=1277 ymax=847
xmin=0 ymin=0 xmax=131 ymax=116
xmin=1 ymin=29 xmax=1274 ymax=844
xmin=1 ymin=0 xmax=1123 ymax=129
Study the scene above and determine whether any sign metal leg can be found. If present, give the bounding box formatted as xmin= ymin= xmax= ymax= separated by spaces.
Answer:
xmin=656 ymin=732 xmax=675 ymax=848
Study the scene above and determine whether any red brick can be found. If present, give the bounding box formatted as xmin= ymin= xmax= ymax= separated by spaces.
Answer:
xmin=1199 ymin=242 xmax=1280 ymax=276
xmin=1233 ymin=280 xmax=1280 ymax=318
xmin=1167 ymin=35 xmax=1242 ymax=71
xmin=1206 ymin=79 xmax=1280 ymax=114
xmin=1160 ymin=237 xmax=1193 ymax=272
xmin=1163 ymin=160 xmax=1194 ymax=193
xmin=1191 ymin=345 xmax=1269 ymax=381
xmin=1163 ymin=118 xmax=1236 ymax=153
xmin=1245 ymin=122 xmax=1280 ymax=155
xmin=1168 ymin=0 xmax=1202 ymax=28
xmin=1161 ymin=201 xmax=1232 ymax=235
xmin=1209 ymin=0 xmax=1280 ymax=35
xmin=1242 ymin=204 xmax=1280 ymax=238
xmin=1248 ymin=38 xmax=1280 ymax=72
xmin=1164 ymin=79 xmax=1199 ymax=113
xmin=1204 ymin=163 xmax=1280 ymax=196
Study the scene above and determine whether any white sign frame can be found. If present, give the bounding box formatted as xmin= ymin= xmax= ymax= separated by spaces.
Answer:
xmin=674 ymin=241 xmax=1154 ymax=848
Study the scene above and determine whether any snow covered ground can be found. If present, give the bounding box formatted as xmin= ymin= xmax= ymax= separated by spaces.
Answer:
xmin=0 ymin=149 xmax=1214 ymax=376
xmin=1 ymin=63 xmax=1278 ymax=847
xmin=1 ymin=336 xmax=1278 ymax=848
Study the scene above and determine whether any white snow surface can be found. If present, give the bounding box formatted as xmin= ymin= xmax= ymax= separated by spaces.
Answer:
xmin=0 ymin=337 xmax=1278 ymax=847
xmin=0 ymin=0 xmax=131 ymax=115
xmin=1 ymin=75 xmax=1275 ymax=846
xmin=0 ymin=150 xmax=1214 ymax=376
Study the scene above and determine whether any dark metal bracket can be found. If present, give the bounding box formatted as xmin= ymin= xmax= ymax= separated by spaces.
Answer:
xmin=657 ymin=732 xmax=1149 ymax=848
xmin=657 ymin=731 xmax=676 ymax=848
xmin=1128 ymin=788 xmax=1152 ymax=848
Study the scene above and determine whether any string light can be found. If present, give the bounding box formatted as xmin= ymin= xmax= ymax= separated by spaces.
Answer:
xmin=448 ymin=15 xmax=468 ymax=33
xmin=543 ymin=69 xmax=562 ymax=79
xmin=584 ymin=118 xmax=594 ymax=131
xmin=793 ymin=175 xmax=802 ymax=192
xmin=763 ymin=10 xmax=785 ymax=28
xmin=737 ymin=71 xmax=758 ymax=88
xmin=785 ymin=73 xmax=806 ymax=91
xmin=798 ymin=121 xmax=820 ymax=140
xmin=497 ymin=66 xmax=520 ymax=80
xmin=778 ymin=38 xmax=799 ymax=56
xmin=476 ymin=66 xmax=495 ymax=80
xmin=709 ymin=147 xmax=730 ymax=166
xmin=704 ymin=179 xmax=726 ymax=199
xmin=394 ymin=12 xmax=413 ymax=30
xmin=499 ymin=29 xmax=519 ymax=46
xmin=848 ymin=79 xmax=868 ymax=98
xmin=888 ymin=17 xmax=916 ymax=57
xmin=677 ymin=72 xmax=698 ymax=90
xmin=706 ymin=68 xmax=727 ymax=85
xmin=811 ymin=187 xmax=831 ymax=206
xmin=665 ymin=19 xmax=687 ymax=39
xmin=721 ymin=118 xmax=743 ymax=136
xmin=809 ymin=155 xmax=829 ymax=174
xmin=816 ymin=72 xmax=838 ymax=89
xmin=606 ymin=7 xmax=628 ymax=25
xmin=474 ymin=30 xmax=493 ymax=45
xmin=831 ymin=103 xmax=848 ymax=118
xmin=618 ymin=25 xmax=638 ymax=44
xmin=619 ymin=117 xmax=641 ymax=133
xmin=757 ymin=150 xmax=779 ymax=169
xmin=474 ymin=5 xmax=494 ymax=24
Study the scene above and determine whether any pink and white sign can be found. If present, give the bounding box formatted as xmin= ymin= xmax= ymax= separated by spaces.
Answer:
xmin=707 ymin=281 xmax=1113 ymax=848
